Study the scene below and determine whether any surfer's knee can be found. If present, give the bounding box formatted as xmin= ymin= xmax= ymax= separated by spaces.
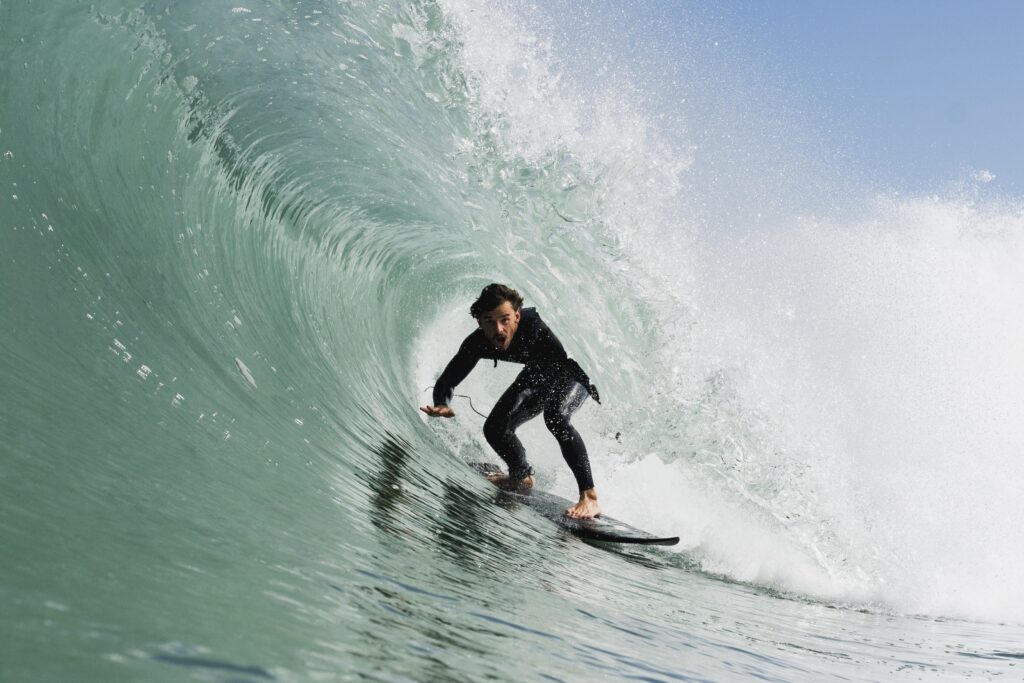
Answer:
xmin=543 ymin=410 xmax=572 ymax=438
xmin=483 ymin=414 xmax=508 ymax=446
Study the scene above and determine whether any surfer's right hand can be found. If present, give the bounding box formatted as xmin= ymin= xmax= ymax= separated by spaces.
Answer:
xmin=420 ymin=404 xmax=455 ymax=418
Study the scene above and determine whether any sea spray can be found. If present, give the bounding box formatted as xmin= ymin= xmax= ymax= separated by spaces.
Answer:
xmin=433 ymin=0 xmax=1024 ymax=623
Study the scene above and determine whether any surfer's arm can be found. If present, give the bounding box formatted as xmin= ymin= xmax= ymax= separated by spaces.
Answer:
xmin=431 ymin=339 xmax=480 ymax=407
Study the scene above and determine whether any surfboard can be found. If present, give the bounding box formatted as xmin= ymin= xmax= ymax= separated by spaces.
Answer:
xmin=469 ymin=462 xmax=679 ymax=546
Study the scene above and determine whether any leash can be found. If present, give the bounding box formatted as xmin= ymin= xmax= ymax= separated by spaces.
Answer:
xmin=423 ymin=385 xmax=489 ymax=418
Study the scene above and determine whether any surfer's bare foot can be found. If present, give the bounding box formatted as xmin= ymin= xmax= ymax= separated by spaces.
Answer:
xmin=486 ymin=472 xmax=535 ymax=492
xmin=566 ymin=488 xmax=600 ymax=519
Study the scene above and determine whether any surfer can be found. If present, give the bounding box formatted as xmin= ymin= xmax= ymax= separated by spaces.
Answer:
xmin=421 ymin=284 xmax=602 ymax=519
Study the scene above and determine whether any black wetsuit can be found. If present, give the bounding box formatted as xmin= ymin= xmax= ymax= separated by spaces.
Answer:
xmin=433 ymin=308 xmax=600 ymax=491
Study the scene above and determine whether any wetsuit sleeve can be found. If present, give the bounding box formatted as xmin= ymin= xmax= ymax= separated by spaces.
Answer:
xmin=432 ymin=337 xmax=480 ymax=406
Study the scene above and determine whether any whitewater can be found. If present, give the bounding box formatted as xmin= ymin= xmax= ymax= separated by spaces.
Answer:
xmin=3 ymin=1 xmax=1024 ymax=680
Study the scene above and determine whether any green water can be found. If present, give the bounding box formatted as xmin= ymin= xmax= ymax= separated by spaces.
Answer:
xmin=3 ymin=1 xmax=1024 ymax=680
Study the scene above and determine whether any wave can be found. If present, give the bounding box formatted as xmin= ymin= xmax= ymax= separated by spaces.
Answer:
xmin=2 ymin=0 xmax=1023 ymax=636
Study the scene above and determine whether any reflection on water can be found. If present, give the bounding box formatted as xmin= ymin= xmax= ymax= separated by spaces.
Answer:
xmin=151 ymin=653 xmax=275 ymax=681
xmin=363 ymin=434 xmax=522 ymax=571
xmin=435 ymin=480 xmax=515 ymax=572
xmin=363 ymin=434 xmax=413 ymax=539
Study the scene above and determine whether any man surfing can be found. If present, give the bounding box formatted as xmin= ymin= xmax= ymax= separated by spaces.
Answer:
xmin=421 ymin=284 xmax=602 ymax=519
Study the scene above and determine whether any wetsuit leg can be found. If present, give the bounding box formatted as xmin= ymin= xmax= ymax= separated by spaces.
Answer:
xmin=542 ymin=380 xmax=594 ymax=492
xmin=483 ymin=372 xmax=545 ymax=480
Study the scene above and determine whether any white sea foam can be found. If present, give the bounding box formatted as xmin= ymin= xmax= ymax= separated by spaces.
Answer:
xmin=688 ymin=195 xmax=1024 ymax=621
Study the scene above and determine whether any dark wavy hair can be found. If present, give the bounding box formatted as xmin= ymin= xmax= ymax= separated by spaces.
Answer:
xmin=470 ymin=283 xmax=523 ymax=319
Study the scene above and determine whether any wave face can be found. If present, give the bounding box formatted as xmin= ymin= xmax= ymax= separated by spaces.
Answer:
xmin=3 ymin=1 xmax=1024 ymax=680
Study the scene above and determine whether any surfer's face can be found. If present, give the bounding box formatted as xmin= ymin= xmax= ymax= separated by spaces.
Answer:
xmin=478 ymin=301 xmax=521 ymax=351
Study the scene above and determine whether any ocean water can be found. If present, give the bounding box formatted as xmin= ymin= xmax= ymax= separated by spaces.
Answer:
xmin=3 ymin=1 xmax=1024 ymax=681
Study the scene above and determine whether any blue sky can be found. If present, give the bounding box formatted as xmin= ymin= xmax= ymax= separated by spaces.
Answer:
xmin=543 ymin=1 xmax=1024 ymax=195
xmin=715 ymin=0 xmax=1024 ymax=192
